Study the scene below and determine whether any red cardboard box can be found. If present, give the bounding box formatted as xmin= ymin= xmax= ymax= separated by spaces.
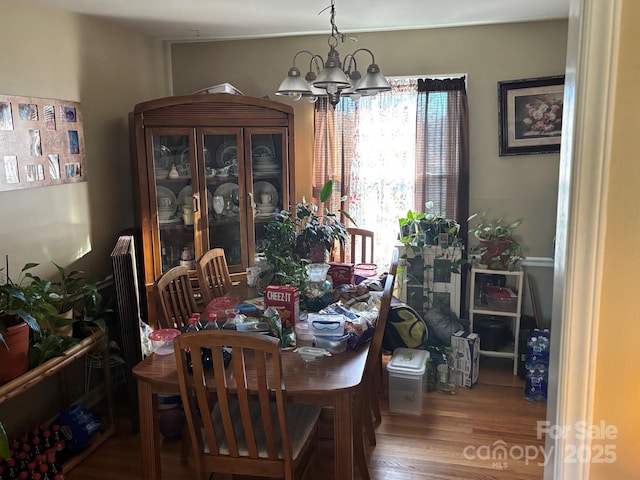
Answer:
xmin=328 ymin=262 xmax=355 ymax=286
xmin=264 ymin=285 xmax=300 ymax=329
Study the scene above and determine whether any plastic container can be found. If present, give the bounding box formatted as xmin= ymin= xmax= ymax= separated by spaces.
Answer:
xmin=294 ymin=321 xmax=314 ymax=347
xmin=307 ymin=313 xmax=345 ymax=337
xmin=484 ymin=286 xmax=518 ymax=312
xmin=314 ymin=334 xmax=349 ymax=354
xmin=148 ymin=329 xmax=181 ymax=355
xmin=386 ymin=348 xmax=429 ymax=415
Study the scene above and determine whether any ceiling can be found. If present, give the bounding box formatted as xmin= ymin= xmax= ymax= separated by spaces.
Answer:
xmin=25 ymin=0 xmax=570 ymax=42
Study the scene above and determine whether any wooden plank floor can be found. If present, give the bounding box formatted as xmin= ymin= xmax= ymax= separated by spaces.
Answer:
xmin=67 ymin=356 xmax=547 ymax=480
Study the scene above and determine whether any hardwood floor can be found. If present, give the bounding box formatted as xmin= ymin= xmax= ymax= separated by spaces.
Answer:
xmin=67 ymin=356 xmax=546 ymax=480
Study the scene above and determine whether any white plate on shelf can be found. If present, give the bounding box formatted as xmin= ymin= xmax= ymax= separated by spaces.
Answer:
xmin=154 ymin=145 xmax=172 ymax=170
xmin=156 ymin=186 xmax=177 ymax=216
xmin=177 ymin=146 xmax=213 ymax=169
xmin=215 ymin=141 xmax=238 ymax=167
xmin=213 ymin=182 xmax=240 ymax=207
xmin=177 ymin=185 xmax=214 ymax=213
xmin=158 ymin=216 xmax=181 ymax=225
xmin=253 ymin=181 xmax=278 ymax=205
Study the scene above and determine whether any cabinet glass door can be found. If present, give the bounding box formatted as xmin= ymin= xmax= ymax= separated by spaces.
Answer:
xmin=151 ymin=130 xmax=197 ymax=274
xmin=202 ymin=131 xmax=243 ymax=270
xmin=249 ymin=130 xmax=287 ymax=262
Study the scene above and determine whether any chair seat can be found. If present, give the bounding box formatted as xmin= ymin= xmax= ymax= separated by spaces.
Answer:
xmin=206 ymin=399 xmax=321 ymax=460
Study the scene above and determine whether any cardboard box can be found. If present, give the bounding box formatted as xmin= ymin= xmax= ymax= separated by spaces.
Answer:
xmin=451 ymin=330 xmax=480 ymax=388
xmin=328 ymin=262 xmax=355 ymax=286
xmin=264 ymin=285 xmax=300 ymax=329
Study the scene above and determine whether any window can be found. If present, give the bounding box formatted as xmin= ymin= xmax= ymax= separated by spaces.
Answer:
xmin=313 ymin=76 xmax=469 ymax=268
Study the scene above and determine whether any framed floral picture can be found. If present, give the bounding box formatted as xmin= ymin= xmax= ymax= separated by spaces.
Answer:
xmin=498 ymin=75 xmax=565 ymax=156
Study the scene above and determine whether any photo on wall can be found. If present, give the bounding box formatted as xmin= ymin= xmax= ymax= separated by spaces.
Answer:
xmin=0 ymin=93 xmax=85 ymax=191
xmin=498 ymin=75 xmax=565 ymax=156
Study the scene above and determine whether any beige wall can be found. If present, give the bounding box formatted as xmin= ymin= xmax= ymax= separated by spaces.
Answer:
xmin=171 ymin=20 xmax=568 ymax=258
xmin=0 ymin=0 xmax=171 ymax=432
xmin=591 ymin=0 xmax=640 ymax=476
xmin=0 ymin=1 xmax=171 ymax=280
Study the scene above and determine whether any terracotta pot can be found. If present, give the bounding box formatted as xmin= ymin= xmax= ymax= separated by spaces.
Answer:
xmin=308 ymin=244 xmax=329 ymax=264
xmin=479 ymin=238 xmax=511 ymax=269
xmin=0 ymin=321 xmax=30 ymax=384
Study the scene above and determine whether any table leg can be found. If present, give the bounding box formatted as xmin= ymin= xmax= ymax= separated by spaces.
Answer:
xmin=138 ymin=380 xmax=161 ymax=480
xmin=333 ymin=391 xmax=353 ymax=480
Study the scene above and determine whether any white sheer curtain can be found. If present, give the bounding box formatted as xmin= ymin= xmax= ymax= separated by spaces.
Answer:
xmin=313 ymin=76 xmax=469 ymax=271
xmin=314 ymin=78 xmax=418 ymax=269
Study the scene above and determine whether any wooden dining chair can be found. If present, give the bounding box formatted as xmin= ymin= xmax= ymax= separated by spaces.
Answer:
xmin=196 ymin=248 xmax=233 ymax=305
xmin=353 ymin=248 xmax=398 ymax=480
xmin=174 ymin=330 xmax=321 ymax=480
xmin=154 ymin=265 xmax=199 ymax=330
xmin=340 ymin=228 xmax=375 ymax=263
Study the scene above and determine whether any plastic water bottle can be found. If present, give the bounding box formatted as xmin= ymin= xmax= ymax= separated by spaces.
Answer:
xmin=525 ymin=329 xmax=550 ymax=369
xmin=525 ymin=364 xmax=548 ymax=401
xmin=437 ymin=347 xmax=459 ymax=395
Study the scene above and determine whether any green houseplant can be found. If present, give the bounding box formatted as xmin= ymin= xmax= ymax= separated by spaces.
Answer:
xmin=399 ymin=202 xmax=462 ymax=248
xmin=467 ymin=211 xmax=523 ymax=269
xmin=0 ymin=263 xmax=53 ymax=383
xmin=397 ymin=203 xmax=466 ymax=311
xmin=258 ymin=210 xmax=308 ymax=292
xmin=293 ymin=180 xmax=353 ymax=263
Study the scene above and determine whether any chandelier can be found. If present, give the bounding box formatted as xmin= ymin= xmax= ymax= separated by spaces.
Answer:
xmin=276 ymin=0 xmax=391 ymax=106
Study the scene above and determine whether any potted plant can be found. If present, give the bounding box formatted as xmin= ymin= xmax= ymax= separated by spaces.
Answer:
xmin=467 ymin=211 xmax=523 ymax=269
xmin=258 ymin=210 xmax=308 ymax=292
xmin=293 ymin=180 xmax=353 ymax=263
xmin=400 ymin=202 xmax=462 ymax=248
xmin=0 ymin=262 xmax=53 ymax=383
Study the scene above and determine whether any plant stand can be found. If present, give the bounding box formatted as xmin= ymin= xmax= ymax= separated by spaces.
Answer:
xmin=0 ymin=330 xmax=115 ymax=472
xmin=396 ymin=244 xmax=462 ymax=318
xmin=468 ymin=266 xmax=524 ymax=375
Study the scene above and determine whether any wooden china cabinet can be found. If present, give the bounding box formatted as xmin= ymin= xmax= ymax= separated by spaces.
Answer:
xmin=129 ymin=94 xmax=295 ymax=321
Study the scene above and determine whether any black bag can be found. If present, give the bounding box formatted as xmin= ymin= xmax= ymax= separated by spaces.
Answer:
xmin=382 ymin=303 xmax=429 ymax=352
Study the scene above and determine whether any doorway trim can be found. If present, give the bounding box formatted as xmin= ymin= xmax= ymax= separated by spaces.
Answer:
xmin=546 ymin=0 xmax=620 ymax=478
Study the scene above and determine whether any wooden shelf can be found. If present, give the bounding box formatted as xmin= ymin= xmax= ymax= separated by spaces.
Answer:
xmin=469 ymin=267 xmax=524 ymax=375
xmin=0 ymin=329 xmax=115 ymax=473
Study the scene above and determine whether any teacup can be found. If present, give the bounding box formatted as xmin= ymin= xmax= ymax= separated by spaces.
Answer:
xmin=260 ymin=194 xmax=272 ymax=204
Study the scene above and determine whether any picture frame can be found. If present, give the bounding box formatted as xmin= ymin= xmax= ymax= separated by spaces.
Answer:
xmin=498 ymin=75 xmax=565 ymax=156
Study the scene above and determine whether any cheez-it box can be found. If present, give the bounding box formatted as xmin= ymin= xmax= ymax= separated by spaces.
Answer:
xmin=264 ymin=285 xmax=300 ymax=329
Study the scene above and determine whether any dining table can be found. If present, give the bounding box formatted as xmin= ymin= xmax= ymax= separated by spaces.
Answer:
xmin=132 ymin=279 xmax=368 ymax=480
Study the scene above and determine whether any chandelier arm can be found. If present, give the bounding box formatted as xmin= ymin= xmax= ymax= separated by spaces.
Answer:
xmin=350 ymin=48 xmax=376 ymax=64
xmin=292 ymin=50 xmax=317 ymax=68
xmin=343 ymin=54 xmax=357 ymax=74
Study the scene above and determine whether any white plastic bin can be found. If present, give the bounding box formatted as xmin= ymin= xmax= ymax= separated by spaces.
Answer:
xmin=386 ymin=348 xmax=429 ymax=415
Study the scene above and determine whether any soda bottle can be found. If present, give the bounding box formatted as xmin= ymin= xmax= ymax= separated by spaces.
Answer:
xmin=184 ymin=316 xmax=199 ymax=333
xmin=203 ymin=312 xmax=219 ymax=330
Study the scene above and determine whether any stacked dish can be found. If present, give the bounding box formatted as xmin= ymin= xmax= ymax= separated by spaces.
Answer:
xmin=252 ymin=145 xmax=280 ymax=176
xmin=157 ymin=186 xmax=177 ymax=222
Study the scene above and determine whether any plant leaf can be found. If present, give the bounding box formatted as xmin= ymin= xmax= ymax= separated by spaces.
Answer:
xmin=319 ymin=180 xmax=333 ymax=203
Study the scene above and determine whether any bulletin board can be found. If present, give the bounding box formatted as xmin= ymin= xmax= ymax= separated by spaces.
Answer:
xmin=0 ymin=93 xmax=86 ymax=191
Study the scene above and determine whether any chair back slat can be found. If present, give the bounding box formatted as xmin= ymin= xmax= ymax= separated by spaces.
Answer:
xmin=155 ymin=266 xmax=198 ymax=330
xmin=197 ymin=248 xmax=232 ymax=305
xmin=340 ymin=228 xmax=375 ymax=264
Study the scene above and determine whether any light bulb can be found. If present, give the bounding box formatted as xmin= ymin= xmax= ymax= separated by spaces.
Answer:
xmin=288 ymin=92 xmax=302 ymax=100
xmin=326 ymin=83 xmax=338 ymax=95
